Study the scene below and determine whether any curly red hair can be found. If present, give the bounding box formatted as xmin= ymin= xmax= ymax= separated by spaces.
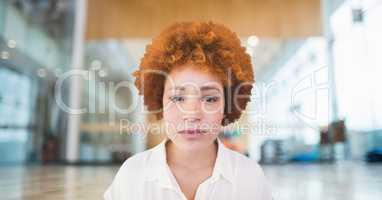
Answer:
xmin=133 ymin=21 xmax=254 ymax=125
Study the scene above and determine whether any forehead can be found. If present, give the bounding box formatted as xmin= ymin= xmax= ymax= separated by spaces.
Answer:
xmin=165 ymin=65 xmax=223 ymax=89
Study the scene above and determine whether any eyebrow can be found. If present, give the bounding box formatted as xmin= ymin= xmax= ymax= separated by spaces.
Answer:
xmin=168 ymin=86 xmax=222 ymax=92
xmin=200 ymin=86 xmax=222 ymax=92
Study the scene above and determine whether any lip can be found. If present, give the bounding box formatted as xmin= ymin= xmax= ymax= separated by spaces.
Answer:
xmin=177 ymin=129 xmax=207 ymax=139
xmin=178 ymin=129 xmax=207 ymax=134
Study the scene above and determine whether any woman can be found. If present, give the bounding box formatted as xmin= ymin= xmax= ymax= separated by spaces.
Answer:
xmin=104 ymin=21 xmax=272 ymax=200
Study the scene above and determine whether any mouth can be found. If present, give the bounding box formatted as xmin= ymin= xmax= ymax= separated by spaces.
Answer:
xmin=178 ymin=129 xmax=207 ymax=135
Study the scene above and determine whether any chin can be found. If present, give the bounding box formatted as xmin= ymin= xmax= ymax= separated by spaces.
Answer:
xmin=172 ymin=135 xmax=216 ymax=150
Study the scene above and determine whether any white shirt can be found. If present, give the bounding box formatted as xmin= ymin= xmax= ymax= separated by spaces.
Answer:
xmin=104 ymin=138 xmax=272 ymax=200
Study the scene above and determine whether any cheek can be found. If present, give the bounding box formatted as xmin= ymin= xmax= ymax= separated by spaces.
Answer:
xmin=201 ymin=112 xmax=224 ymax=138
xmin=203 ymin=111 xmax=224 ymax=125
xmin=162 ymin=102 xmax=178 ymax=138
xmin=162 ymin=99 xmax=182 ymax=128
xmin=202 ymin=100 xmax=225 ymax=123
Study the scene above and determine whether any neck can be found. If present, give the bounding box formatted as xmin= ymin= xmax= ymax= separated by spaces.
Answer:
xmin=166 ymin=139 xmax=218 ymax=170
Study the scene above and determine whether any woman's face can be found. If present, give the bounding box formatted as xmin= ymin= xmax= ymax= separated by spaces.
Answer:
xmin=162 ymin=64 xmax=225 ymax=151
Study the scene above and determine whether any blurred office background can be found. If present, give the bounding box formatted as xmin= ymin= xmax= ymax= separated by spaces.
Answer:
xmin=0 ymin=0 xmax=381 ymax=199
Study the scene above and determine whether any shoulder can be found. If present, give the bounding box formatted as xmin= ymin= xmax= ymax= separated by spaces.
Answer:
xmin=221 ymin=147 xmax=263 ymax=174
xmin=115 ymin=148 xmax=153 ymax=179
xmin=230 ymin=149 xmax=264 ymax=176
xmin=104 ymin=149 xmax=154 ymax=200
xmin=110 ymin=149 xmax=153 ymax=187
xmin=225 ymin=148 xmax=273 ymax=199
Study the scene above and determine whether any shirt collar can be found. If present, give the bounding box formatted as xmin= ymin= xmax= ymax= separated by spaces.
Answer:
xmin=213 ymin=138 xmax=235 ymax=183
xmin=144 ymin=137 xmax=234 ymax=187
xmin=145 ymin=138 xmax=172 ymax=188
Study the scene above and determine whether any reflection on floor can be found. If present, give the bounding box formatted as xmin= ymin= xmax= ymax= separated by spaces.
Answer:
xmin=0 ymin=162 xmax=381 ymax=200
xmin=263 ymin=162 xmax=381 ymax=200
xmin=0 ymin=165 xmax=118 ymax=200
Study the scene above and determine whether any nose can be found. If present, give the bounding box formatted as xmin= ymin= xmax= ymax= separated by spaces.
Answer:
xmin=181 ymin=97 xmax=202 ymax=121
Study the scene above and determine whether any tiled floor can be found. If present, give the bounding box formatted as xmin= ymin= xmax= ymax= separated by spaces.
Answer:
xmin=0 ymin=162 xmax=381 ymax=200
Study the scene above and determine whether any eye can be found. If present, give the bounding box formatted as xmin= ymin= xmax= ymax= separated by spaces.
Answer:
xmin=169 ymin=95 xmax=184 ymax=103
xmin=203 ymin=96 xmax=219 ymax=103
